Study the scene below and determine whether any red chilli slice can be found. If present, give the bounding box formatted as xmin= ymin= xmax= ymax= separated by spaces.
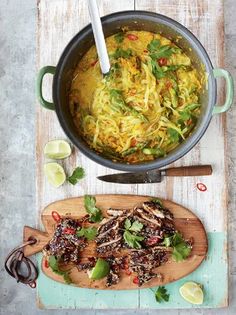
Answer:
xmin=127 ymin=34 xmax=138 ymax=41
xmin=91 ymin=59 xmax=98 ymax=67
xmin=146 ymin=236 xmax=161 ymax=246
xmin=125 ymin=269 xmax=132 ymax=276
xmin=44 ymin=259 xmax=49 ymax=268
xmin=133 ymin=276 xmax=139 ymax=285
xmin=51 ymin=211 xmax=61 ymax=223
xmin=63 ymin=228 xmax=76 ymax=235
xmin=197 ymin=183 xmax=207 ymax=192
xmin=158 ymin=57 xmax=167 ymax=66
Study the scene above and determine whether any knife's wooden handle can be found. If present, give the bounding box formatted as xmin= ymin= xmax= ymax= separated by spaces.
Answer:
xmin=164 ymin=165 xmax=213 ymax=177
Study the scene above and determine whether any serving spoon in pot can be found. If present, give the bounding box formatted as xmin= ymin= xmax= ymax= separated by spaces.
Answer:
xmin=88 ymin=0 xmax=110 ymax=74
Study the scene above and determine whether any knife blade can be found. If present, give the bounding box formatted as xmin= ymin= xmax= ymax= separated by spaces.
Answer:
xmin=97 ymin=165 xmax=212 ymax=184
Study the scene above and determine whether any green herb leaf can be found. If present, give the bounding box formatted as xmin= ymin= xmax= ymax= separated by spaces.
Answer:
xmin=49 ymin=256 xmax=72 ymax=284
xmin=147 ymin=39 xmax=161 ymax=52
xmin=162 ymin=232 xmax=191 ymax=262
xmin=123 ymin=219 xmax=144 ymax=248
xmin=155 ymin=286 xmax=170 ymax=303
xmin=84 ymin=195 xmax=103 ymax=223
xmin=147 ymin=39 xmax=181 ymax=60
xmin=150 ymin=60 xmax=166 ymax=79
xmin=114 ymin=32 xmax=124 ymax=43
xmin=123 ymin=230 xmax=144 ymax=249
xmin=124 ymin=218 xmax=132 ymax=230
xmin=68 ymin=167 xmax=85 ymax=185
xmin=129 ymin=221 xmax=143 ymax=232
xmin=76 ymin=226 xmax=98 ymax=240
xmin=151 ymin=198 xmax=163 ymax=207
xmin=167 ymin=128 xmax=180 ymax=143
xmin=178 ymin=104 xmax=201 ymax=122
xmin=112 ymin=48 xmax=133 ymax=59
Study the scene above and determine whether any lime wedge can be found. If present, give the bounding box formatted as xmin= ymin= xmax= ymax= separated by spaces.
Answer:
xmin=179 ymin=282 xmax=204 ymax=305
xmin=44 ymin=140 xmax=72 ymax=159
xmin=88 ymin=258 xmax=110 ymax=280
xmin=44 ymin=163 xmax=66 ymax=187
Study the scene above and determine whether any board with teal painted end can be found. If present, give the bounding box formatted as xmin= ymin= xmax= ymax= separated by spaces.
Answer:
xmin=36 ymin=0 xmax=228 ymax=309
xmin=36 ymin=232 xmax=227 ymax=309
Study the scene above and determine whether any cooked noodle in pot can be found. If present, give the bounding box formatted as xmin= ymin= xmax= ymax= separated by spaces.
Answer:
xmin=69 ymin=31 xmax=203 ymax=164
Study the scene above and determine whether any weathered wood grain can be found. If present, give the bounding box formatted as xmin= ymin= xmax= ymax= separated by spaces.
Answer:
xmin=36 ymin=0 xmax=227 ymax=308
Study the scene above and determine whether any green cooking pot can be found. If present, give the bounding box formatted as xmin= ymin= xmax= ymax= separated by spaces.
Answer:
xmin=36 ymin=11 xmax=234 ymax=171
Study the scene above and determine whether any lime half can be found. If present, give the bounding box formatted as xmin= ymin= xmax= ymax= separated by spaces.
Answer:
xmin=44 ymin=163 xmax=66 ymax=187
xmin=179 ymin=282 xmax=204 ymax=305
xmin=88 ymin=258 xmax=110 ymax=280
xmin=44 ymin=140 xmax=72 ymax=159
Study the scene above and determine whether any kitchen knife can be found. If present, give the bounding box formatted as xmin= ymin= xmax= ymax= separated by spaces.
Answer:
xmin=97 ymin=165 xmax=212 ymax=184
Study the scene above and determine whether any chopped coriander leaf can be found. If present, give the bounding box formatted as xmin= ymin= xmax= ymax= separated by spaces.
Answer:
xmin=114 ymin=32 xmax=124 ymax=43
xmin=124 ymin=218 xmax=131 ymax=230
xmin=147 ymin=39 xmax=180 ymax=60
xmin=167 ymin=128 xmax=180 ymax=143
xmin=84 ymin=195 xmax=103 ymax=223
xmin=178 ymin=104 xmax=201 ymax=122
xmin=151 ymin=198 xmax=163 ymax=207
xmin=162 ymin=232 xmax=191 ymax=262
xmin=155 ymin=286 xmax=170 ymax=303
xmin=76 ymin=226 xmax=97 ymax=240
xmin=123 ymin=230 xmax=144 ymax=249
xmin=112 ymin=48 xmax=133 ymax=59
xmin=68 ymin=167 xmax=85 ymax=185
xmin=49 ymin=256 xmax=72 ymax=284
xmin=129 ymin=220 xmax=143 ymax=232
xmin=123 ymin=219 xmax=144 ymax=248
xmin=147 ymin=39 xmax=161 ymax=52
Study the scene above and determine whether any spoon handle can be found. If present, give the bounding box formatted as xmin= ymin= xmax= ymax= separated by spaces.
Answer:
xmin=88 ymin=0 xmax=110 ymax=74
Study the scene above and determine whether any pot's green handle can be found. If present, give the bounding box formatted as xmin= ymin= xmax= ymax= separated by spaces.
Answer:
xmin=36 ymin=66 xmax=56 ymax=110
xmin=212 ymin=68 xmax=234 ymax=115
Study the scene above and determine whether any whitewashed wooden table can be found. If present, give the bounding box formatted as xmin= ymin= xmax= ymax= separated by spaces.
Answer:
xmin=36 ymin=0 xmax=228 ymax=309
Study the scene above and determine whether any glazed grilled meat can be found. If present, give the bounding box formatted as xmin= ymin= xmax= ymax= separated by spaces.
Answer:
xmin=96 ymin=214 xmax=128 ymax=254
xmin=43 ymin=199 xmax=188 ymax=288
xmin=129 ymin=247 xmax=167 ymax=286
xmin=43 ymin=218 xmax=87 ymax=264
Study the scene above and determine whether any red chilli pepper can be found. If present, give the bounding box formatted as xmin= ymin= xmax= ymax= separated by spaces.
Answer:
xmin=197 ymin=183 xmax=207 ymax=192
xmin=63 ymin=228 xmax=76 ymax=235
xmin=130 ymin=138 xmax=137 ymax=147
xmin=133 ymin=276 xmax=139 ymax=285
xmin=44 ymin=259 xmax=49 ymax=269
xmin=158 ymin=57 xmax=167 ymax=66
xmin=51 ymin=211 xmax=61 ymax=223
xmin=90 ymin=59 xmax=98 ymax=67
xmin=125 ymin=269 xmax=132 ymax=276
xmin=146 ymin=236 xmax=161 ymax=246
xmin=127 ymin=34 xmax=138 ymax=41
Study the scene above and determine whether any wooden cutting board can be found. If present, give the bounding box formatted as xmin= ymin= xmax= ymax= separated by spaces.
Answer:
xmin=24 ymin=195 xmax=207 ymax=289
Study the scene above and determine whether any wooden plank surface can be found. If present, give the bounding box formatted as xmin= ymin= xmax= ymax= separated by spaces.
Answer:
xmin=36 ymin=0 xmax=227 ymax=308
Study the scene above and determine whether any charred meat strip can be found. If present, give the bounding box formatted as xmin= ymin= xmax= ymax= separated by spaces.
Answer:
xmin=129 ymin=247 xmax=166 ymax=286
xmin=96 ymin=215 xmax=126 ymax=254
xmin=43 ymin=218 xmax=87 ymax=264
